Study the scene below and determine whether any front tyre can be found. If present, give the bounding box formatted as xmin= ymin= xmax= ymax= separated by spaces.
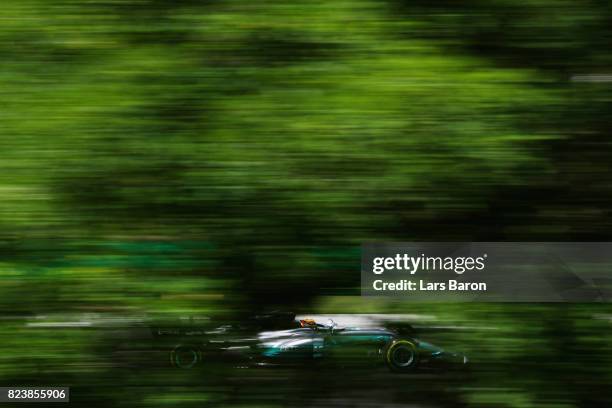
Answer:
xmin=170 ymin=344 xmax=202 ymax=369
xmin=384 ymin=339 xmax=419 ymax=373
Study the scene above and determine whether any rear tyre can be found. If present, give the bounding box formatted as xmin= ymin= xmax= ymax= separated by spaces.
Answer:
xmin=384 ymin=339 xmax=419 ymax=373
xmin=170 ymin=344 xmax=202 ymax=369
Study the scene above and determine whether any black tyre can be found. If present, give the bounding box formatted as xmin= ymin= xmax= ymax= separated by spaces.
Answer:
xmin=170 ymin=344 xmax=202 ymax=369
xmin=384 ymin=339 xmax=419 ymax=372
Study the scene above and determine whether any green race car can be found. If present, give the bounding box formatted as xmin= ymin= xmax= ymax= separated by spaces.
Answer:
xmin=168 ymin=313 xmax=468 ymax=372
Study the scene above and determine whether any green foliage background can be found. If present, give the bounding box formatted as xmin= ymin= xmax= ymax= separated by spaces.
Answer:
xmin=1 ymin=0 xmax=611 ymax=407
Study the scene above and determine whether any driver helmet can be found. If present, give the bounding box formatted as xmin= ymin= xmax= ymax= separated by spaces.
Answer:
xmin=299 ymin=318 xmax=317 ymax=328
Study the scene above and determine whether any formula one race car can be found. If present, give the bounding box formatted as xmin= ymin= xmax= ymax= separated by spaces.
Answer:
xmin=163 ymin=313 xmax=468 ymax=373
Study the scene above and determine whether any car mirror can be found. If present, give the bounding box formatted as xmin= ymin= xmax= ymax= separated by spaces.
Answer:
xmin=327 ymin=319 xmax=337 ymax=333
